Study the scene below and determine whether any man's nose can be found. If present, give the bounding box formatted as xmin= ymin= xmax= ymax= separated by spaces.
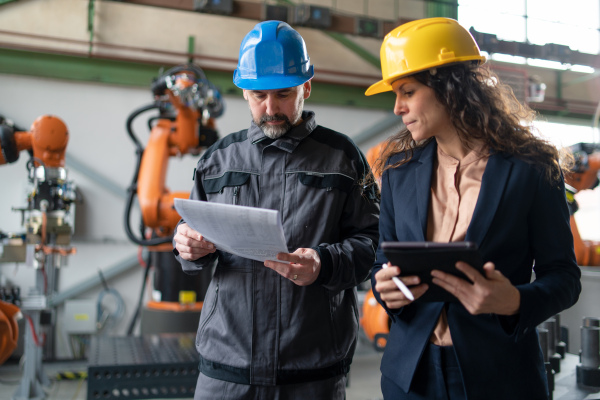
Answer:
xmin=265 ymin=95 xmax=279 ymax=116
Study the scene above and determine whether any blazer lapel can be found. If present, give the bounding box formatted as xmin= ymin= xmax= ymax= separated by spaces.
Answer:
xmin=414 ymin=141 xmax=436 ymax=240
xmin=466 ymin=152 xmax=513 ymax=246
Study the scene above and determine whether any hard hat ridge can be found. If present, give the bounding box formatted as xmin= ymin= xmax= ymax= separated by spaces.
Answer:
xmin=234 ymin=20 xmax=314 ymax=90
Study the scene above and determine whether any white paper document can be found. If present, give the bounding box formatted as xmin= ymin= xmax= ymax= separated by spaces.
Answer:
xmin=174 ymin=198 xmax=289 ymax=262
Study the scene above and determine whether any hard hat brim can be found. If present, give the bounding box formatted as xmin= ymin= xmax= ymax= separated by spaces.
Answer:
xmin=233 ymin=67 xmax=314 ymax=91
xmin=365 ymin=79 xmax=392 ymax=97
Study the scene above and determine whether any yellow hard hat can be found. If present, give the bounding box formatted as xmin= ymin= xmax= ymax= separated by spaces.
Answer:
xmin=365 ymin=17 xmax=486 ymax=96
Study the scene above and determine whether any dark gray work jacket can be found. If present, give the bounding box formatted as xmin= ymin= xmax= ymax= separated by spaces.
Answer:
xmin=175 ymin=111 xmax=380 ymax=386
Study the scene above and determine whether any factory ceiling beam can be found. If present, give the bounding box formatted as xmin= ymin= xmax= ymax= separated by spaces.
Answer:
xmin=115 ymin=1 xmax=600 ymax=71
xmin=119 ymin=0 xmax=401 ymax=38
xmin=0 ymin=47 xmax=394 ymax=110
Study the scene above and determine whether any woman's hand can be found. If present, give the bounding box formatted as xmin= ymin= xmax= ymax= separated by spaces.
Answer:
xmin=374 ymin=264 xmax=428 ymax=309
xmin=431 ymin=261 xmax=521 ymax=315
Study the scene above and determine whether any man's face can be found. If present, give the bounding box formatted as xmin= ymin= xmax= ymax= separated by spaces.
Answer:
xmin=243 ymin=81 xmax=311 ymax=139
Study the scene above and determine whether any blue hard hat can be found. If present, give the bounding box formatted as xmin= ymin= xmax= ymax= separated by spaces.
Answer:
xmin=233 ymin=20 xmax=314 ymax=90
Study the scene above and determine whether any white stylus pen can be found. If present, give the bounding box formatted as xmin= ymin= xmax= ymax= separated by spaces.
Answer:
xmin=382 ymin=262 xmax=414 ymax=301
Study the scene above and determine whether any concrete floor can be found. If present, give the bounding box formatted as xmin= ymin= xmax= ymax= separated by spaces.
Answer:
xmin=2 ymin=333 xmax=600 ymax=400
xmin=0 ymin=333 xmax=384 ymax=400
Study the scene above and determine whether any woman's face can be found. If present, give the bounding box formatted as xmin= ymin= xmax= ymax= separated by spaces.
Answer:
xmin=392 ymin=76 xmax=453 ymax=142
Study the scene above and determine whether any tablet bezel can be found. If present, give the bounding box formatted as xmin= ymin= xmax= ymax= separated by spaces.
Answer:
xmin=381 ymin=241 xmax=484 ymax=303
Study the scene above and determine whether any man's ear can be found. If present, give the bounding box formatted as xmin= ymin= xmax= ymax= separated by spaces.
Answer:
xmin=243 ymin=90 xmax=249 ymax=101
xmin=303 ymin=81 xmax=312 ymax=100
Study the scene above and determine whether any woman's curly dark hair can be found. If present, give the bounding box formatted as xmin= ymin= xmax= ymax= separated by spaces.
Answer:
xmin=372 ymin=63 xmax=569 ymax=183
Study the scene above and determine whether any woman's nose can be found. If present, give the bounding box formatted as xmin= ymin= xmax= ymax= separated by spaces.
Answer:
xmin=394 ymin=95 xmax=407 ymax=116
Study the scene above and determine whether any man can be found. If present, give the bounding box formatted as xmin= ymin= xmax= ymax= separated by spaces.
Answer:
xmin=173 ymin=20 xmax=380 ymax=399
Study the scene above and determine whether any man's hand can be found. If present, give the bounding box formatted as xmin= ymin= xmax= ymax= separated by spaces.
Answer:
xmin=173 ymin=223 xmax=216 ymax=261
xmin=264 ymin=248 xmax=321 ymax=286
xmin=431 ymin=261 xmax=521 ymax=315
xmin=374 ymin=265 xmax=428 ymax=309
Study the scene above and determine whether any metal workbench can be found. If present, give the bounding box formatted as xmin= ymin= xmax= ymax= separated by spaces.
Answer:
xmin=87 ymin=333 xmax=198 ymax=400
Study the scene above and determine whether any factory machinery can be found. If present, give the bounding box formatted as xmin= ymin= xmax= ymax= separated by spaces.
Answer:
xmin=0 ymin=114 xmax=77 ymax=400
xmin=86 ymin=64 xmax=225 ymax=400
xmin=564 ymin=142 xmax=600 ymax=266
xmin=0 ymin=63 xmax=224 ymax=400
xmin=122 ymin=63 xmax=223 ymax=334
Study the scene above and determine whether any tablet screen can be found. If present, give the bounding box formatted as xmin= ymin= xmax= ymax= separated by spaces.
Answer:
xmin=381 ymin=241 xmax=484 ymax=302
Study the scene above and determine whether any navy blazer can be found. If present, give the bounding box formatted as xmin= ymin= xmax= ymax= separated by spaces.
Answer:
xmin=372 ymin=139 xmax=581 ymax=399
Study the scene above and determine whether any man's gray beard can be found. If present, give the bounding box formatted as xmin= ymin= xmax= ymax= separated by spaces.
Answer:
xmin=252 ymin=98 xmax=304 ymax=139
xmin=260 ymin=116 xmax=292 ymax=139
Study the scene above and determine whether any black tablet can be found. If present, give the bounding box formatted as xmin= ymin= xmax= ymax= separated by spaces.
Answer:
xmin=381 ymin=241 xmax=484 ymax=303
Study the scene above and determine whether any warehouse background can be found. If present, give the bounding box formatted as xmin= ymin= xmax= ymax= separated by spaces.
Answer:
xmin=0 ymin=0 xmax=599 ymax=375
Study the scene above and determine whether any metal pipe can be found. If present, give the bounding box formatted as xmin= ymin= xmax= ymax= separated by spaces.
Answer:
xmin=583 ymin=317 xmax=600 ymax=328
xmin=49 ymin=252 xmax=141 ymax=307
xmin=581 ymin=326 xmax=600 ymax=369
xmin=65 ymin=151 xmax=127 ymax=200
xmin=353 ymin=113 xmax=403 ymax=147
xmin=542 ymin=318 xmax=558 ymax=358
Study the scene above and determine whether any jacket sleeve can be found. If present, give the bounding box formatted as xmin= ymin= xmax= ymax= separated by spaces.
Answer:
xmin=512 ymin=172 xmax=581 ymax=339
xmin=172 ymin=164 xmax=219 ymax=274
xmin=315 ymin=150 xmax=380 ymax=294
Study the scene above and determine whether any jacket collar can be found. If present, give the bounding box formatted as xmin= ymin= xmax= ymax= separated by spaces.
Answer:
xmin=249 ymin=111 xmax=316 ymax=153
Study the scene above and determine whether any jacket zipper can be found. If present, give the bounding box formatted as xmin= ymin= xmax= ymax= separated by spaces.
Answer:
xmin=198 ymin=282 xmax=219 ymax=340
xmin=233 ymin=186 xmax=240 ymax=205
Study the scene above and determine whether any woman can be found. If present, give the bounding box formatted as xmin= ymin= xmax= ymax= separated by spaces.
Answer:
xmin=365 ymin=17 xmax=581 ymax=400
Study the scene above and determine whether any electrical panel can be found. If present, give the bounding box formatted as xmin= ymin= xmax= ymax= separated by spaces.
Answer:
xmin=264 ymin=4 xmax=288 ymax=23
xmin=64 ymin=299 xmax=97 ymax=334
xmin=356 ymin=18 xmax=382 ymax=38
xmin=292 ymin=5 xmax=331 ymax=29
xmin=193 ymin=0 xmax=233 ymax=15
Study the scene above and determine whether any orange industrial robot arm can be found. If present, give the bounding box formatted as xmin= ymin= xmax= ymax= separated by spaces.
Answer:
xmin=124 ymin=64 xmax=223 ymax=249
xmin=0 ymin=115 xmax=73 ymax=364
xmin=1 ymin=115 xmax=76 ymax=258
xmin=0 ymin=115 xmax=68 ymax=168
xmin=564 ymin=142 xmax=600 ymax=266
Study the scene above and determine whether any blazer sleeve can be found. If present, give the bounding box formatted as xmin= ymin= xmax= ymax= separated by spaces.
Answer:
xmin=513 ymin=172 xmax=581 ymax=339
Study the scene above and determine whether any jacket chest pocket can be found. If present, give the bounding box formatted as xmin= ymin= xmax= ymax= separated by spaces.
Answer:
xmin=284 ymin=171 xmax=354 ymax=242
xmin=204 ymin=171 xmax=252 ymax=206
xmin=297 ymin=172 xmax=354 ymax=194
